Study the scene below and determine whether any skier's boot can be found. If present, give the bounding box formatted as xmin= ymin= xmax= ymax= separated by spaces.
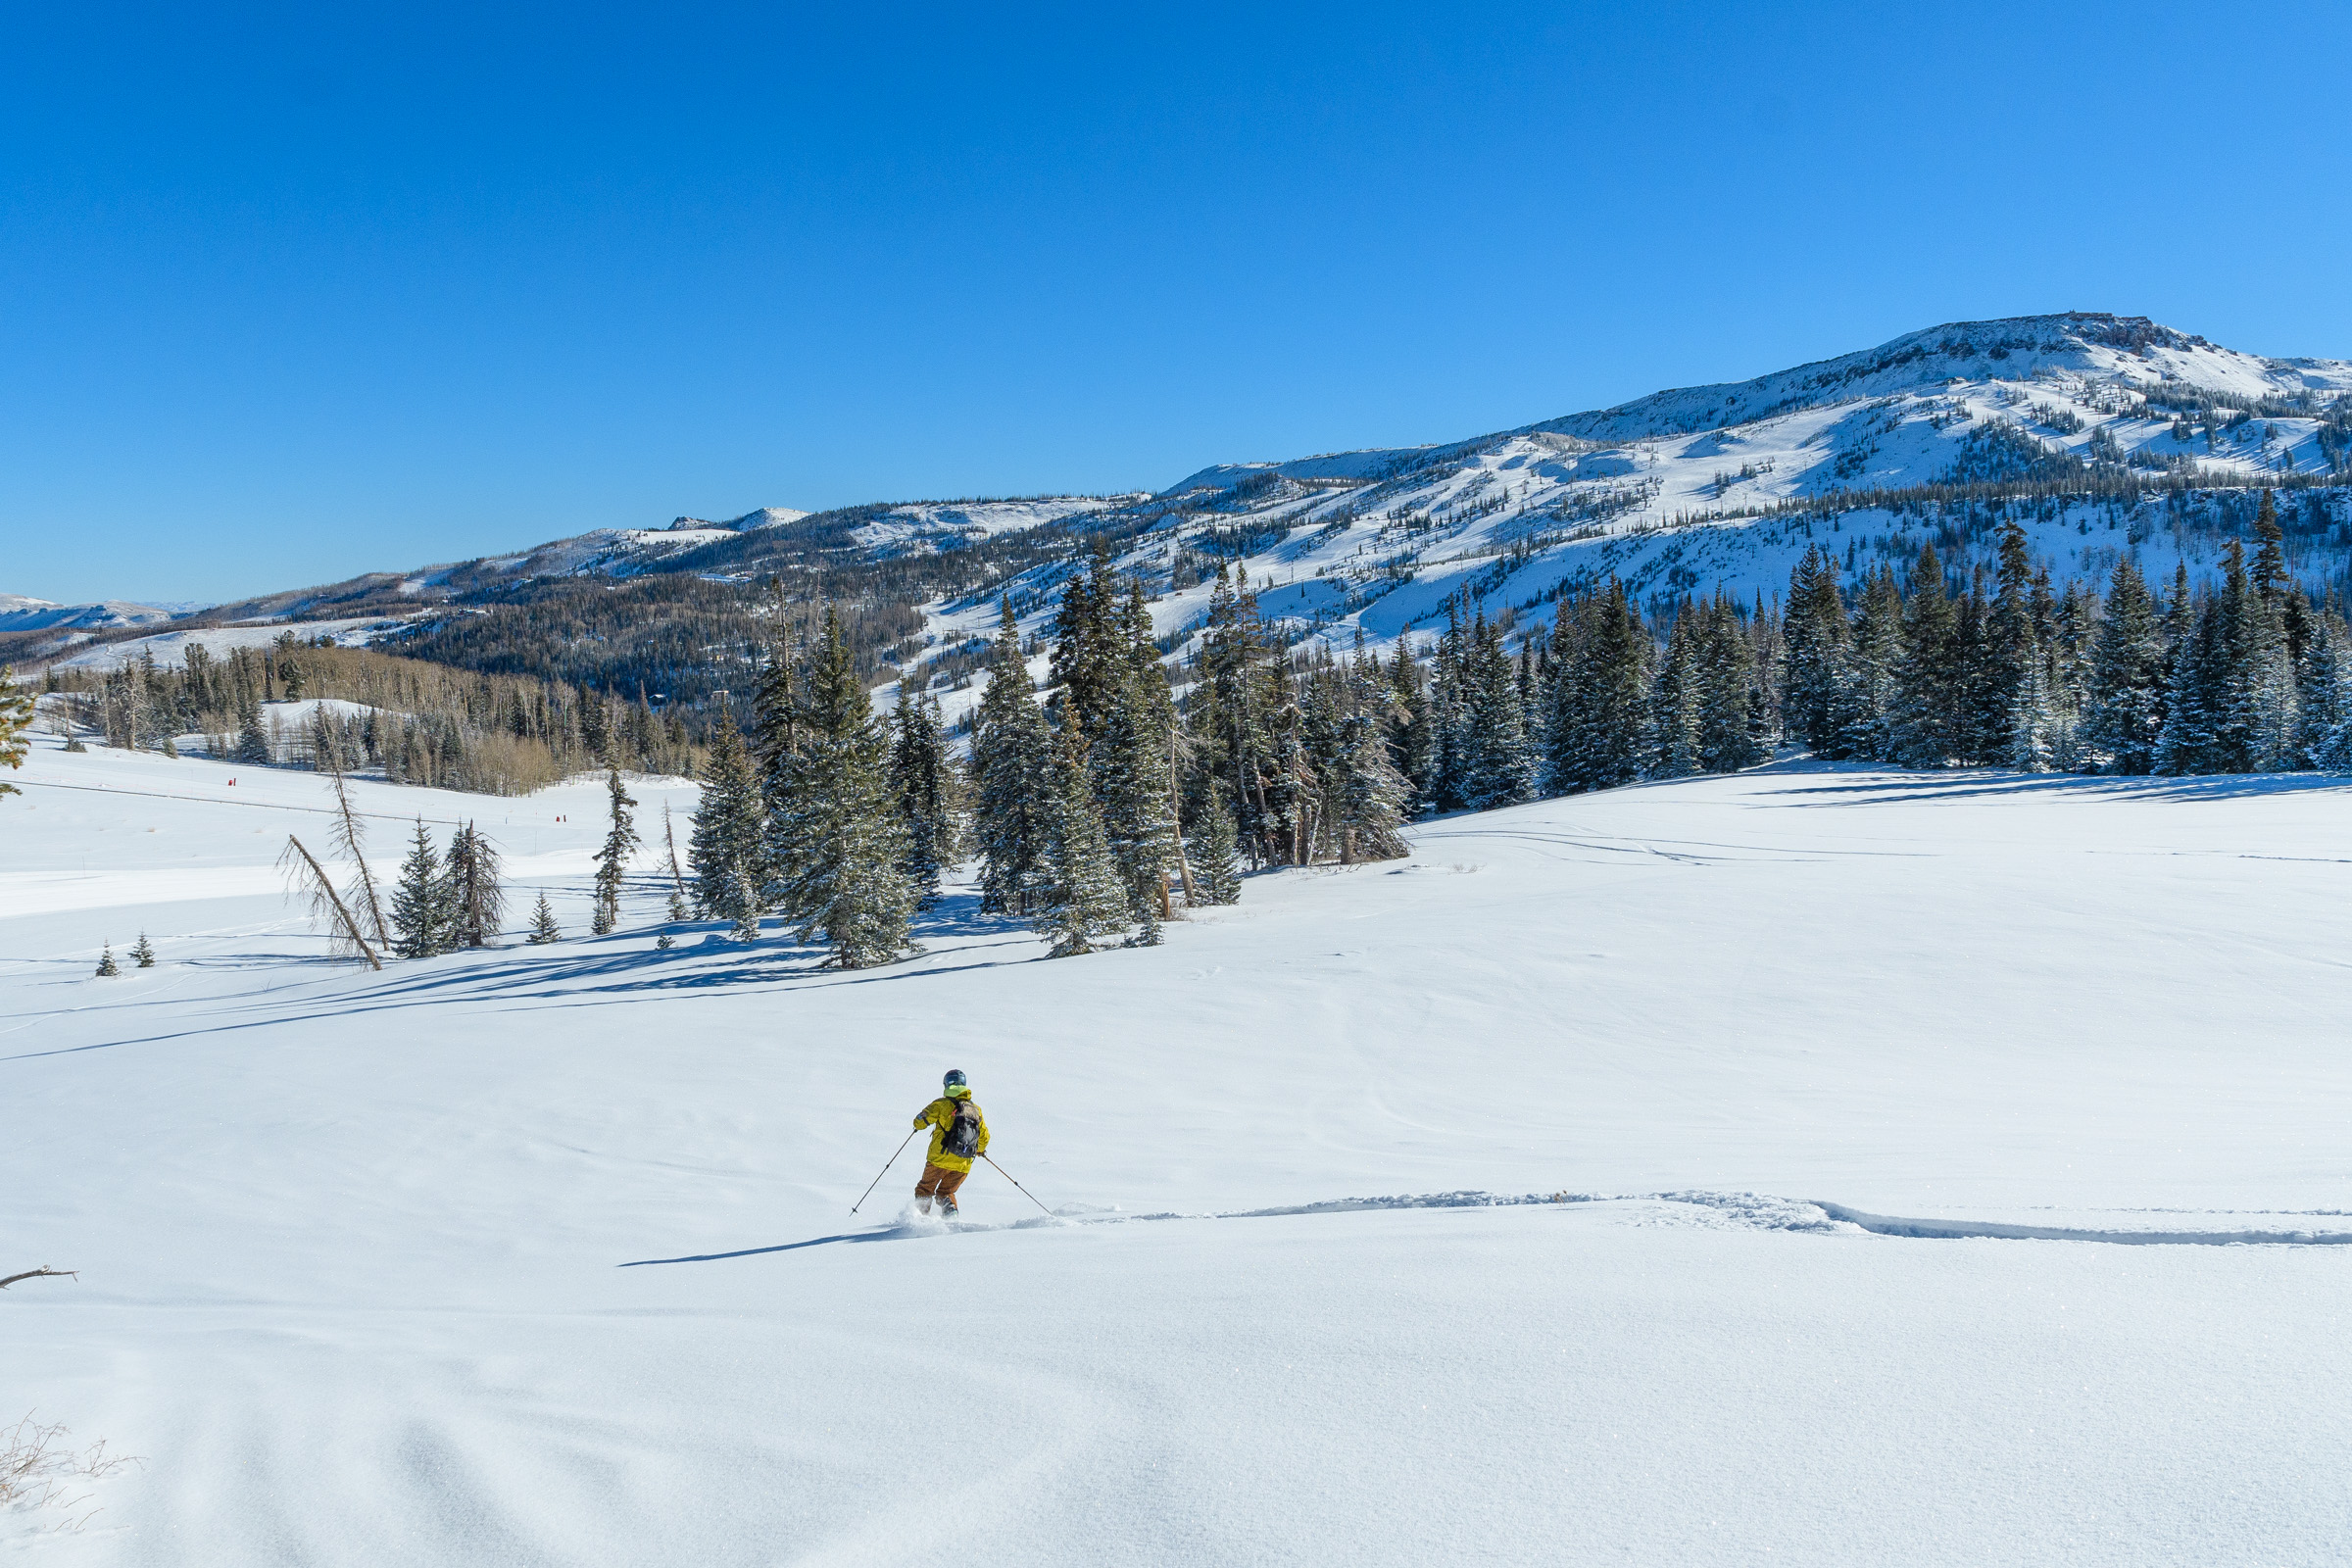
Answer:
xmin=940 ymin=1196 xmax=958 ymax=1219
xmin=915 ymin=1197 xmax=932 ymax=1216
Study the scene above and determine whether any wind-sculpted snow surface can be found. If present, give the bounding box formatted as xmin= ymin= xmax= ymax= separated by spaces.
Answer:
xmin=8 ymin=734 xmax=2352 ymax=1562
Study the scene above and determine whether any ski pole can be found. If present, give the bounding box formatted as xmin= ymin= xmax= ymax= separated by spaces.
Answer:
xmin=852 ymin=1129 xmax=919 ymax=1214
xmin=981 ymin=1153 xmax=1055 ymax=1217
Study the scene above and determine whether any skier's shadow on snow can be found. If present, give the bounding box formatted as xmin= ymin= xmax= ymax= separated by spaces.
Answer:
xmin=618 ymin=1229 xmax=907 ymax=1267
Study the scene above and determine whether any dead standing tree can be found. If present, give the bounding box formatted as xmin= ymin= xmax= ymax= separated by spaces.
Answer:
xmin=278 ymin=835 xmax=384 ymax=970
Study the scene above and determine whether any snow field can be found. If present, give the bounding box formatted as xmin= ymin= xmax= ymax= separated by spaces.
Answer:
xmin=7 ymin=732 xmax=2352 ymax=1562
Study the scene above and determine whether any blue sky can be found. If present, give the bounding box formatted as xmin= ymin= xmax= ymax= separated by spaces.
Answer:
xmin=6 ymin=2 xmax=2349 ymax=604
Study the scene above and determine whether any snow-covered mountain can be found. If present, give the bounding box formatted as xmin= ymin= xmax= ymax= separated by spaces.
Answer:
xmin=1048 ymin=312 xmax=2352 ymax=674
xmin=0 ymin=593 xmax=182 ymax=634
xmin=25 ymin=313 xmax=2352 ymax=698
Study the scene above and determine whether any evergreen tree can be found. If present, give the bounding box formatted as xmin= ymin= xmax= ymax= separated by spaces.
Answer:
xmin=1650 ymin=608 xmax=1702 ymax=779
xmin=688 ymin=710 xmax=766 ymax=936
xmin=1891 ymin=544 xmax=1960 ymax=766
xmin=972 ymin=601 xmax=1056 ymax=915
xmin=1193 ymin=781 xmax=1244 ymax=905
xmin=1694 ymin=597 xmax=1764 ymax=774
xmin=1781 ymin=547 xmax=1850 ymax=755
xmin=768 ymin=609 xmax=914 ymax=968
xmin=889 ymin=681 xmax=957 ymax=910
xmin=1048 ymin=543 xmax=1126 ymax=741
xmin=1092 ymin=582 xmax=1179 ymax=919
xmin=95 ymin=944 xmax=119 ymax=978
xmin=1983 ymin=522 xmax=2038 ymax=761
xmin=1334 ymin=709 xmax=1411 ymax=860
xmin=235 ymin=701 xmax=271 ymax=765
xmin=130 ymin=932 xmax=156 ymax=968
xmin=1197 ymin=566 xmax=1273 ymax=850
xmin=2083 ymin=558 xmax=2166 ymax=773
xmin=2297 ymin=611 xmax=2352 ymax=767
xmin=1384 ymin=641 xmax=1434 ymax=813
xmin=526 ymin=891 xmax=562 ymax=945
xmin=445 ymin=822 xmax=506 ymax=948
xmin=1544 ymin=583 xmax=1653 ymax=792
xmin=591 ymin=767 xmax=640 ymax=936
xmin=0 ymin=663 xmax=30 ymax=799
xmin=1457 ymin=613 xmax=1537 ymax=808
xmin=391 ymin=820 xmax=450 ymax=957
xmin=1834 ymin=565 xmax=1904 ymax=759
xmin=1035 ymin=720 xmax=1130 ymax=956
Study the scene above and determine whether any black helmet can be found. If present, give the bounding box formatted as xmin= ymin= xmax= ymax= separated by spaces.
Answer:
xmin=943 ymin=1069 xmax=968 ymax=1097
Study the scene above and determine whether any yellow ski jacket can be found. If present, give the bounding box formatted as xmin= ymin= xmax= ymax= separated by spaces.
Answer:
xmin=914 ymin=1096 xmax=989 ymax=1172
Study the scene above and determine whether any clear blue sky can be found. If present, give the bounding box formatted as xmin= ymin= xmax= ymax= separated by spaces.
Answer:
xmin=7 ymin=2 xmax=2349 ymax=605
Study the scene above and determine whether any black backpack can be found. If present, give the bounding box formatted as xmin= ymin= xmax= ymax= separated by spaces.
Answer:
xmin=942 ymin=1100 xmax=982 ymax=1159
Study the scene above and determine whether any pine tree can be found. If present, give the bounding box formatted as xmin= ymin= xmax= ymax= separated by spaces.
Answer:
xmin=972 ymin=601 xmax=1056 ymax=915
xmin=1650 ymin=608 xmax=1702 ymax=779
xmin=526 ymin=891 xmax=562 ymax=944
xmin=889 ymin=680 xmax=957 ymax=910
xmin=130 ymin=932 xmax=156 ymax=968
xmin=1457 ymin=613 xmax=1537 ymax=809
xmin=591 ymin=768 xmax=639 ymax=936
xmin=1048 ymin=542 xmax=1126 ymax=741
xmin=1891 ymin=544 xmax=1959 ymax=766
xmin=391 ymin=820 xmax=449 ymax=957
xmin=1334 ymin=709 xmax=1411 ymax=860
xmin=2083 ymin=558 xmax=2166 ymax=773
xmin=1035 ymin=720 xmax=1130 ymax=956
xmin=446 ymin=821 xmax=505 ymax=947
xmin=1694 ymin=597 xmax=1765 ymax=773
xmin=1544 ymin=583 xmax=1653 ymax=792
xmin=236 ymin=701 xmax=271 ymax=765
xmin=1834 ymin=565 xmax=1905 ymax=760
xmin=1193 ymin=782 xmax=1244 ymax=905
xmin=1093 ymin=582 xmax=1179 ymax=919
xmin=95 ymin=944 xmax=119 ymax=977
xmin=0 ymin=663 xmax=32 ymax=799
xmin=688 ymin=710 xmax=766 ymax=937
xmin=1780 ymin=547 xmax=1849 ymax=755
xmin=769 ymin=609 xmax=914 ymax=968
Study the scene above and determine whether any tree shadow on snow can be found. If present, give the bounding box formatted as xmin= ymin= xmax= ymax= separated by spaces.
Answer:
xmin=1757 ymin=768 xmax=2352 ymax=808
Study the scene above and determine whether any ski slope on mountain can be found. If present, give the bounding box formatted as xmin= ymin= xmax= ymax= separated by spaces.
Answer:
xmin=7 ymin=732 xmax=2352 ymax=1564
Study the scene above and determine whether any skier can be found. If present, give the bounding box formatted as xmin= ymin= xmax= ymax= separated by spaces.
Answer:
xmin=911 ymin=1069 xmax=988 ymax=1217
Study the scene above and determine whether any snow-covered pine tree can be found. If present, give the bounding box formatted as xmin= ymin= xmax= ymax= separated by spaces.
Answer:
xmin=768 ymin=609 xmax=914 ymax=968
xmin=391 ymin=820 xmax=449 ymax=957
xmin=526 ymin=891 xmax=562 ymax=944
xmin=1544 ymin=582 xmax=1653 ymax=792
xmin=2296 ymin=610 xmax=2352 ymax=767
xmin=2245 ymin=495 xmax=2300 ymax=770
xmin=1384 ymin=640 xmax=1434 ymax=813
xmin=591 ymin=768 xmax=639 ymax=936
xmin=1035 ymin=719 xmax=1130 ymax=956
xmin=446 ymin=821 xmax=506 ymax=947
xmin=1833 ymin=565 xmax=1904 ymax=760
xmin=1890 ymin=544 xmax=1960 ymax=767
xmin=1193 ymin=781 xmax=1244 ymax=905
xmin=972 ymin=601 xmax=1056 ymax=915
xmin=235 ymin=701 xmax=270 ymax=765
xmin=1196 ymin=566 xmax=1273 ymax=852
xmin=1694 ymin=596 xmax=1765 ymax=774
xmin=688 ymin=710 xmax=766 ymax=937
xmin=0 ymin=663 xmax=31 ymax=799
xmin=2082 ymin=557 xmax=2166 ymax=773
xmin=1650 ymin=608 xmax=1702 ymax=779
xmin=1092 ymin=582 xmax=1178 ymax=918
xmin=1335 ymin=709 xmax=1410 ymax=861
xmin=888 ymin=679 xmax=957 ymax=910
xmin=130 ymin=932 xmax=156 ymax=968
xmin=95 ymin=944 xmax=119 ymax=977
xmin=1048 ymin=542 xmax=1126 ymax=742
xmin=1983 ymin=521 xmax=2038 ymax=761
xmin=1457 ymin=613 xmax=1536 ymax=809
xmin=1780 ymin=546 xmax=1849 ymax=756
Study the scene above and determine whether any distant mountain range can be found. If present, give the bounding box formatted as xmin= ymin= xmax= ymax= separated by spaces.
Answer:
xmin=15 ymin=313 xmax=2349 ymax=709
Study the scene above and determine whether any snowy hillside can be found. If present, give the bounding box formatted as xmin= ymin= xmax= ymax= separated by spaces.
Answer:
xmin=8 ymin=731 xmax=2352 ymax=1563
xmin=1081 ymin=314 xmax=2352 ymax=671
xmin=0 ymin=595 xmax=180 ymax=634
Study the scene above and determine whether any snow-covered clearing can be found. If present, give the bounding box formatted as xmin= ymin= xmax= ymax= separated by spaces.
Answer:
xmin=7 ymin=732 xmax=2352 ymax=1563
